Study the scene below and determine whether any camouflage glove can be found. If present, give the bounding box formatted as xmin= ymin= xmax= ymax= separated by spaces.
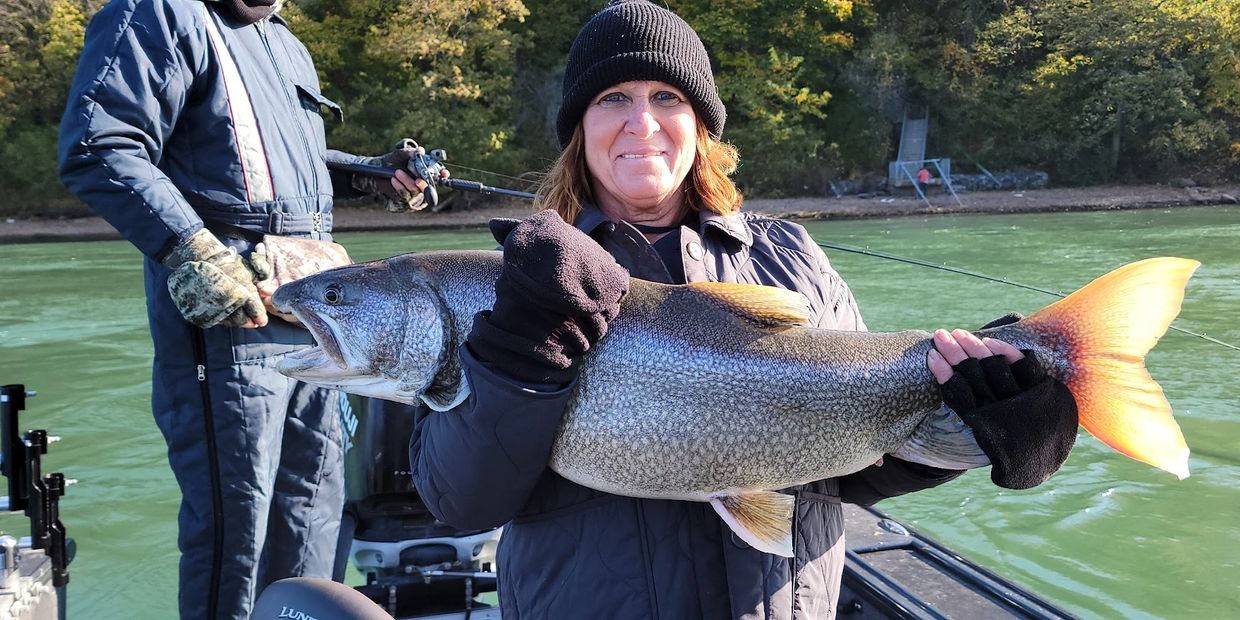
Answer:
xmin=351 ymin=139 xmax=426 ymax=212
xmin=466 ymin=211 xmax=630 ymax=386
xmin=163 ymin=229 xmax=267 ymax=329
xmin=939 ymin=313 xmax=1078 ymax=489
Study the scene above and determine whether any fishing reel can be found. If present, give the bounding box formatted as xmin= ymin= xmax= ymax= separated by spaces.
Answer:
xmin=326 ymin=143 xmax=535 ymax=211
xmin=397 ymin=139 xmax=450 ymax=210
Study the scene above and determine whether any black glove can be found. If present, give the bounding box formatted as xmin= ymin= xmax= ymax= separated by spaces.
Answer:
xmin=351 ymin=139 xmax=426 ymax=212
xmin=220 ymin=0 xmax=278 ymax=24
xmin=465 ymin=211 xmax=629 ymax=386
xmin=939 ymin=327 xmax=1078 ymax=490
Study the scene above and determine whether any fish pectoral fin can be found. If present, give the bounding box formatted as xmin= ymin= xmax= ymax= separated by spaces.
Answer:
xmin=685 ymin=282 xmax=811 ymax=327
xmin=710 ymin=491 xmax=795 ymax=558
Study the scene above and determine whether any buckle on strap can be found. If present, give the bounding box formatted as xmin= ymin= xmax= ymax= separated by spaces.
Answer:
xmin=199 ymin=210 xmax=332 ymax=240
xmin=265 ymin=211 xmax=332 ymax=236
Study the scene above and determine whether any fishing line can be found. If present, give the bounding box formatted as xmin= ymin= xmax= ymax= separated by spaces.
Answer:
xmin=445 ymin=162 xmax=542 ymax=187
xmin=393 ymin=156 xmax=1240 ymax=353
xmin=817 ymin=240 xmax=1240 ymax=353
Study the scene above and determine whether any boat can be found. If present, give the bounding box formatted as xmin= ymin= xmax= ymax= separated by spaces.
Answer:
xmin=0 ymin=386 xmax=1074 ymax=619
xmin=1 ymin=385 xmax=74 ymax=620
xmin=343 ymin=397 xmax=1076 ymax=620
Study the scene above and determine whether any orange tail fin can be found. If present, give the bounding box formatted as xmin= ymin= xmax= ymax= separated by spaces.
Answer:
xmin=1024 ymin=257 xmax=1198 ymax=479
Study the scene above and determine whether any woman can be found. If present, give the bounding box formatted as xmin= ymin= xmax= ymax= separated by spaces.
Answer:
xmin=411 ymin=1 xmax=1077 ymax=618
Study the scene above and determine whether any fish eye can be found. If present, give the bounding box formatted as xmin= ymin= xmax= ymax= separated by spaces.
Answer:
xmin=323 ymin=285 xmax=343 ymax=305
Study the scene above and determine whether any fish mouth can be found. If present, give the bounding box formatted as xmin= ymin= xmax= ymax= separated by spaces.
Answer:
xmin=278 ymin=346 xmax=339 ymax=379
xmin=281 ymin=308 xmax=348 ymax=372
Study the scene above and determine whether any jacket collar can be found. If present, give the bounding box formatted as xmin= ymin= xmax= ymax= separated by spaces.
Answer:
xmin=202 ymin=0 xmax=285 ymax=26
xmin=573 ymin=203 xmax=612 ymax=236
xmin=698 ymin=209 xmax=753 ymax=246
xmin=574 ymin=203 xmax=753 ymax=246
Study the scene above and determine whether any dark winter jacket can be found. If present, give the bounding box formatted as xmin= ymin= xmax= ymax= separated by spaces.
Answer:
xmin=58 ymin=0 xmax=355 ymax=258
xmin=412 ymin=206 xmax=962 ymax=619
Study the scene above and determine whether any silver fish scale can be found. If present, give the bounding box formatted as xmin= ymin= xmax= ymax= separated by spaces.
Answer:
xmin=394 ymin=251 xmax=501 ymax=344
xmin=549 ymin=281 xmax=948 ymax=500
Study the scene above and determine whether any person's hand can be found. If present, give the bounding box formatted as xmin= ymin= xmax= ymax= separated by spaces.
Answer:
xmin=163 ymin=229 xmax=268 ymax=329
xmin=926 ymin=324 xmax=1078 ymax=489
xmin=465 ymin=210 xmax=630 ymax=385
xmin=251 ymin=236 xmax=353 ymax=324
xmin=351 ymin=139 xmax=432 ymax=212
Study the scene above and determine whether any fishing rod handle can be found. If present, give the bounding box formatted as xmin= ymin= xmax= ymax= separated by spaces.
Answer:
xmin=326 ymin=161 xmax=536 ymax=203
xmin=325 ymin=161 xmax=395 ymax=179
xmin=326 ymin=161 xmax=438 ymax=208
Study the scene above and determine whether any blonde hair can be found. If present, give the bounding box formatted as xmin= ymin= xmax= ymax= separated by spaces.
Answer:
xmin=535 ymin=120 xmax=743 ymax=223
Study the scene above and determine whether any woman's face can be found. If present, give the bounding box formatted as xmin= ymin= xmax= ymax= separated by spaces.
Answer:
xmin=582 ymin=81 xmax=697 ymax=223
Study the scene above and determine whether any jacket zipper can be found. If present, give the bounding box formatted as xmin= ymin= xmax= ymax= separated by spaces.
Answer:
xmin=790 ymin=490 xmax=801 ymax=616
xmin=192 ymin=328 xmax=225 ymax=620
xmin=256 ymin=20 xmax=320 ymax=212
xmin=635 ymin=500 xmax=660 ymax=619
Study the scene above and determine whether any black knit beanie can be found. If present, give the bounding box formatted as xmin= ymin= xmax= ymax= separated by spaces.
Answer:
xmin=556 ymin=0 xmax=726 ymax=148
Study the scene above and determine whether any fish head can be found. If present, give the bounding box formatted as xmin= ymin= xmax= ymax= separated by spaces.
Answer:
xmin=271 ymin=259 xmax=457 ymax=408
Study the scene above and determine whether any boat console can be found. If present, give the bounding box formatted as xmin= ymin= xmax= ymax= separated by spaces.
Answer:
xmin=342 ymin=397 xmax=499 ymax=619
xmin=344 ymin=395 xmax=1077 ymax=620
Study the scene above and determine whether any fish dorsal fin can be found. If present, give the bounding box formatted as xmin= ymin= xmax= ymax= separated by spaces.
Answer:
xmin=710 ymin=490 xmax=795 ymax=558
xmin=685 ymin=282 xmax=811 ymax=327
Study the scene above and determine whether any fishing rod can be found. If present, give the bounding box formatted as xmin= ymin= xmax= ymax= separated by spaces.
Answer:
xmin=817 ymin=240 xmax=1240 ymax=353
xmin=338 ymin=144 xmax=1237 ymax=352
xmin=328 ymin=143 xmax=536 ymax=211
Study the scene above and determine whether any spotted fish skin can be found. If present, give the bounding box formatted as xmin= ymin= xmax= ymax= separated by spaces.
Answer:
xmin=558 ymin=286 xmax=943 ymax=499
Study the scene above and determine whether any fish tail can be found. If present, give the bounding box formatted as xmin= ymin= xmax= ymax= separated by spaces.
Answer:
xmin=1023 ymin=257 xmax=1199 ymax=479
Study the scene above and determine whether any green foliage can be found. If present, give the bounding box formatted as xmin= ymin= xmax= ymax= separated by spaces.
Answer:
xmin=0 ymin=0 xmax=94 ymax=213
xmin=671 ymin=0 xmax=862 ymax=195
xmin=287 ymin=0 xmax=532 ymax=181
xmin=851 ymin=0 xmax=1239 ymax=184
xmin=0 ymin=124 xmax=67 ymax=216
xmin=507 ymin=0 xmax=598 ymax=164
xmin=2 ymin=0 xmax=1237 ymax=219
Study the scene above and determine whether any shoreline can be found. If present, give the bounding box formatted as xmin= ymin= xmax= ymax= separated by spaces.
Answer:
xmin=2 ymin=183 xmax=1236 ymax=244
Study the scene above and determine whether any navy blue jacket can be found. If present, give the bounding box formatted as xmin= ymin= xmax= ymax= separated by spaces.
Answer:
xmin=412 ymin=207 xmax=962 ymax=619
xmin=58 ymin=0 xmax=353 ymax=256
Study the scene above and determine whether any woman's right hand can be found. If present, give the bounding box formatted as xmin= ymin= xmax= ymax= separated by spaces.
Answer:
xmin=926 ymin=328 xmax=1078 ymax=489
xmin=465 ymin=210 xmax=630 ymax=386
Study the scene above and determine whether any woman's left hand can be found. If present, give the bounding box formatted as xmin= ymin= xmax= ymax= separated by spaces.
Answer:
xmin=926 ymin=328 xmax=1079 ymax=490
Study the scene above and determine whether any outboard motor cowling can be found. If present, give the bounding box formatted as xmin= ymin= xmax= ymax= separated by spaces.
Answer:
xmin=342 ymin=397 xmax=499 ymax=618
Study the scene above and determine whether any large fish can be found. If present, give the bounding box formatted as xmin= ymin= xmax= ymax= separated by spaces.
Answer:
xmin=272 ymin=253 xmax=1196 ymax=557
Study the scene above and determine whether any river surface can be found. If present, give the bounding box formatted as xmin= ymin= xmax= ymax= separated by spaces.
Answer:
xmin=1 ymin=206 xmax=1236 ymax=619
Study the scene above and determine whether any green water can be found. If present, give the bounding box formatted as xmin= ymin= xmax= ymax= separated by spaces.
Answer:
xmin=1 ymin=207 xmax=1236 ymax=619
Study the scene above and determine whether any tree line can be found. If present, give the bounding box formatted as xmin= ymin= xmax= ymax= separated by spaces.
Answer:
xmin=1 ymin=0 xmax=1236 ymax=217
